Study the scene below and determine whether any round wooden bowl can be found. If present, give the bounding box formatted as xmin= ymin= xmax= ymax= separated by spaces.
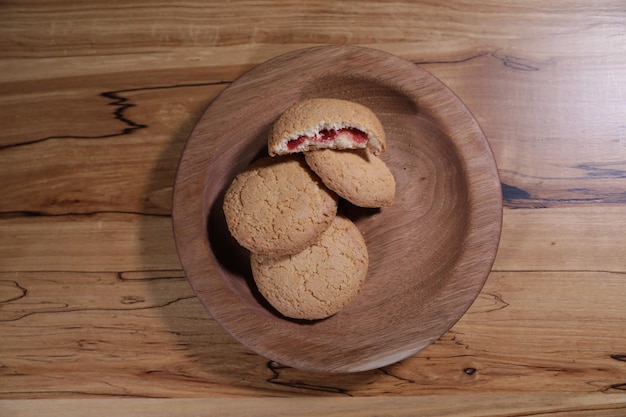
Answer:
xmin=172 ymin=45 xmax=502 ymax=373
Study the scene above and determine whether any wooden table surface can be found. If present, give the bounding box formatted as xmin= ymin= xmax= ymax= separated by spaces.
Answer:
xmin=1 ymin=1 xmax=626 ymax=415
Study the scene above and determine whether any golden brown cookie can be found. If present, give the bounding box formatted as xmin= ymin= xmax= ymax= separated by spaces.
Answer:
xmin=268 ymin=98 xmax=386 ymax=156
xmin=251 ymin=216 xmax=368 ymax=320
xmin=305 ymin=148 xmax=396 ymax=208
xmin=222 ymin=155 xmax=338 ymax=256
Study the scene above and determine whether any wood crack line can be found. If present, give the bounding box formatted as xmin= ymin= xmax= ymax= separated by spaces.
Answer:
xmin=0 ymin=81 xmax=228 ymax=151
xmin=0 ymin=210 xmax=171 ymax=219
xmin=0 ymin=295 xmax=196 ymax=323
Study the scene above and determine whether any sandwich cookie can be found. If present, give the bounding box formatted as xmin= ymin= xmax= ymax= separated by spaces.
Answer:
xmin=222 ymin=155 xmax=338 ymax=256
xmin=268 ymin=98 xmax=386 ymax=156
xmin=251 ymin=216 xmax=369 ymax=320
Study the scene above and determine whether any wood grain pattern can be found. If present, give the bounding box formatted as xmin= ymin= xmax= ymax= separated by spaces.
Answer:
xmin=3 ymin=394 xmax=626 ymax=417
xmin=1 ymin=0 xmax=626 ymax=413
xmin=2 ymin=270 xmax=625 ymax=398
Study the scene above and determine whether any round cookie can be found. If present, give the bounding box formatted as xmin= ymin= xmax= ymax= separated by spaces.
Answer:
xmin=222 ymin=155 xmax=338 ymax=256
xmin=251 ymin=216 xmax=368 ymax=320
xmin=305 ymin=148 xmax=396 ymax=208
xmin=268 ymin=98 xmax=386 ymax=156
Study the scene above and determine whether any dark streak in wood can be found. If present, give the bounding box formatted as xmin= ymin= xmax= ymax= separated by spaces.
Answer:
xmin=120 ymin=296 xmax=146 ymax=305
xmin=576 ymin=162 xmax=626 ymax=178
xmin=414 ymin=51 xmax=490 ymax=66
xmin=0 ymin=81 xmax=228 ymax=151
xmin=0 ymin=210 xmax=172 ymax=219
xmin=265 ymin=361 xmax=352 ymax=396
xmin=501 ymin=182 xmax=532 ymax=200
xmin=611 ymin=354 xmax=626 ymax=362
xmin=378 ymin=367 xmax=416 ymax=383
xmin=117 ymin=271 xmax=186 ymax=282
xmin=505 ymin=197 xmax=626 ymax=209
xmin=0 ymin=389 xmax=167 ymax=399
xmin=415 ymin=50 xmax=543 ymax=73
xmin=100 ymin=90 xmax=147 ymax=136
xmin=501 ymin=180 xmax=626 ymax=208
xmin=0 ymin=211 xmax=43 ymax=219
xmin=468 ymin=291 xmax=510 ymax=314
xmin=493 ymin=53 xmax=540 ymax=71
xmin=512 ymin=404 xmax=626 ymax=417
xmin=0 ymin=295 xmax=196 ymax=323
xmin=0 ymin=280 xmax=28 ymax=303
xmin=484 ymin=292 xmax=509 ymax=312
xmin=448 ymin=331 xmax=471 ymax=350
xmin=604 ymin=382 xmax=626 ymax=392
xmin=144 ymin=369 xmax=209 ymax=385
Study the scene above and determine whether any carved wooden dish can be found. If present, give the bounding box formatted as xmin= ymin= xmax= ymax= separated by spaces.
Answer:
xmin=172 ymin=45 xmax=502 ymax=373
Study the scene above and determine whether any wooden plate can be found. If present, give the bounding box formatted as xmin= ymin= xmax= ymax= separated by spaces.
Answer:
xmin=172 ymin=45 xmax=502 ymax=373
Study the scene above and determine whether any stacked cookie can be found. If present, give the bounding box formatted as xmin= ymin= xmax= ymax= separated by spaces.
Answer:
xmin=223 ymin=98 xmax=395 ymax=320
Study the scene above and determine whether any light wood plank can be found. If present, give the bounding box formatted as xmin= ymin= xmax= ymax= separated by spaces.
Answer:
xmin=0 ymin=83 xmax=222 ymax=215
xmin=1 ymin=1 xmax=624 ymax=82
xmin=1 ymin=0 xmax=625 ymax=409
xmin=2 ymin=271 xmax=624 ymax=398
xmin=2 ymin=54 xmax=624 ymax=214
xmin=0 ymin=213 xmax=181 ymax=272
xmin=3 ymin=394 xmax=626 ymax=417
xmin=2 ymin=206 xmax=625 ymax=273
xmin=431 ymin=53 xmax=626 ymax=207
xmin=494 ymin=206 xmax=626 ymax=272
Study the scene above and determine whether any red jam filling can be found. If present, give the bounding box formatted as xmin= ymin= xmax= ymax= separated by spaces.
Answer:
xmin=286 ymin=127 xmax=368 ymax=151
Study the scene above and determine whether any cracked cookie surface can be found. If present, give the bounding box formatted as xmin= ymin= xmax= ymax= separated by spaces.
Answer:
xmin=222 ymin=155 xmax=338 ymax=256
xmin=251 ymin=216 xmax=368 ymax=320
xmin=305 ymin=148 xmax=396 ymax=208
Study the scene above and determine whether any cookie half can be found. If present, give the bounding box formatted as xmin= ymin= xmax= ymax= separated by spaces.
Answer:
xmin=268 ymin=98 xmax=386 ymax=156
xmin=305 ymin=148 xmax=396 ymax=208
xmin=222 ymin=155 xmax=338 ymax=256
xmin=251 ymin=216 xmax=368 ymax=320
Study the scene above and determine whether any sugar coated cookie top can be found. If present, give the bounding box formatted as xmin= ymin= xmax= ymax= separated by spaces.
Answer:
xmin=305 ymin=148 xmax=395 ymax=208
xmin=222 ymin=155 xmax=338 ymax=256
xmin=251 ymin=216 xmax=368 ymax=320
